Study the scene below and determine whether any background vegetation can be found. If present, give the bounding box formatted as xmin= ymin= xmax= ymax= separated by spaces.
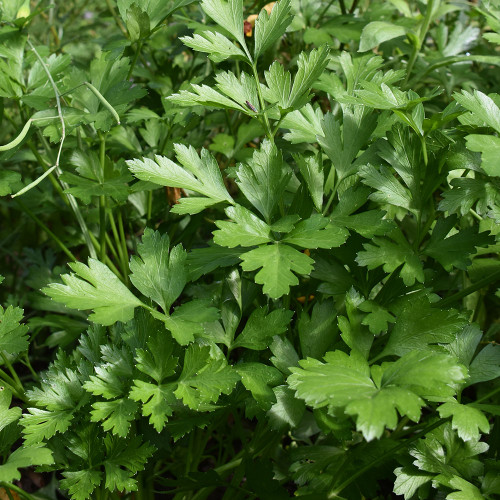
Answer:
xmin=1 ymin=0 xmax=500 ymax=498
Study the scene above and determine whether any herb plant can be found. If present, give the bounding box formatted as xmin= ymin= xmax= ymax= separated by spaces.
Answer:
xmin=1 ymin=0 xmax=500 ymax=499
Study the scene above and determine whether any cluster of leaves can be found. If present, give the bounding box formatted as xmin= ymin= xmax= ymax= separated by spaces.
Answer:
xmin=1 ymin=0 xmax=500 ymax=499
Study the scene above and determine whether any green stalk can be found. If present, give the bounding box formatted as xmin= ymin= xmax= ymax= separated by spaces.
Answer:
xmin=128 ymin=41 xmax=143 ymax=80
xmin=403 ymin=0 xmax=436 ymax=88
xmin=0 ymin=353 xmax=23 ymax=394
xmin=251 ymin=63 xmax=273 ymax=141
xmin=433 ymin=269 xmax=500 ymax=309
xmin=98 ymin=133 xmax=107 ymax=262
xmin=327 ymin=418 xmax=448 ymax=497
xmin=117 ymin=209 xmax=130 ymax=284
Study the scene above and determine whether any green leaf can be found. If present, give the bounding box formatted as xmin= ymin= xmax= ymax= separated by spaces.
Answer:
xmin=467 ymin=344 xmax=500 ymax=386
xmin=235 ymin=140 xmax=291 ymax=222
xmin=103 ymin=436 xmax=155 ymax=493
xmin=129 ymin=381 xmax=176 ymax=432
xmin=127 ymin=145 xmax=232 ymax=208
xmin=43 ymin=259 xmax=143 ymax=325
xmin=240 ymin=243 xmax=314 ymax=298
xmin=359 ymin=164 xmax=413 ymax=212
xmin=130 ymin=228 xmax=187 ymax=312
xmin=0 ymin=304 xmax=29 ymax=354
xmin=438 ymin=403 xmax=490 ymax=441
xmin=201 ymin=0 xmax=246 ymax=48
xmin=454 ymin=90 xmax=500 ymax=133
xmin=282 ymin=104 xmax=324 ymax=144
xmin=215 ymin=71 xmax=259 ymax=113
xmin=168 ymin=84 xmax=248 ymax=112
xmin=181 ymin=31 xmax=247 ymax=63
xmin=295 ymin=154 xmax=324 ymax=211
xmin=213 ymin=204 xmax=273 ymax=247
xmin=90 ymin=398 xmax=138 ymax=438
xmin=393 ymin=467 xmax=433 ymax=500
xmin=232 ymin=307 xmax=293 ymax=350
xmin=21 ymin=408 xmax=73 ymax=445
xmin=186 ymin=246 xmax=242 ymax=280
xmin=359 ymin=300 xmax=395 ymax=335
xmin=359 ymin=21 xmax=407 ymax=52
xmin=235 ymin=363 xmax=283 ymax=409
xmin=0 ymin=389 xmax=21 ymax=433
xmin=289 ymin=350 xmax=466 ymax=441
xmin=267 ymin=385 xmax=305 ymax=430
xmin=423 ymin=215 xmax=494 ymax=270
xmin=0 ymin=445 xmax=53 ymax=482
xmin=356 ymin=230 xmax=424 ymax=286
xmin=0 ymin=170 xmax=22 ymax=196
xmin=254 ymin=0 xmax=293 ymax=59
xmin=174 ymin=343 xmax=239 ymax=409
xmin=125 ymin=4 xmax=150 ymax=42
xmin=288 ymin=46 xmax=329 ymax=109
xmin=298 ymin=300 xmax=337 ymax=359
xmin=60 ymin=470 xmax=103 ymax=500
xmin=283 ymin=215 xmax=348 ymax=249
xmin=382 ymin=295 xmax=467 ymax=357
xmin=447 ymin=477 xmax=484 ymax=500
xmin=465 ymin=134 xmax=500 ymax=176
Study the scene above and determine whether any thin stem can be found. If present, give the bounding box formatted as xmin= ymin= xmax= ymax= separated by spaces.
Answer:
xmin=128 ymin=41 xmax=143 ymax=80
xmin=0 ymin=353 xmax=23 ymax=393
xmin=0 ymin=483 xmax=37 ymax=500
xmin=105 ymin=0 xmax=128 ymax=37
xmin=99 ymin=133 xmax=107 ymax=261
xmin=327 ymin=418 xmax=448 ymax=497
xmin=434 ymin=270 xmax=500 ymax=309
xmin=27 ymin=38 xmax=97 ymax=259
xmin=251 ymin=63 xmax=273 ymax=141
xmin=403 ymin=0 xmax=436 ymax=88
xmin=316 ymin=0 xmax=336 ymax=26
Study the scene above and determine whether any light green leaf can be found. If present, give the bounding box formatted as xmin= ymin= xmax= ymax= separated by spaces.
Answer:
xmin=168 ymin=84 xmax=247 ymax=112
xmin=213 ymin=204 xmax=273 ymax=247
xmin=0 ymin=389 xmax=21 ymax=432
xmin=0 ymin=305 xmax=29 ymax=354
xmin=235 ymin=363 xmax=283 ymax=409
xmin=447 ymin=476 xmax=484 ymax=500
xmin=158 ymin=299 xmax=219 ymax=345
xmin=129 ymin=381 xmax=176 ymax=432
xmin=454 ymin=90 xmax=500 ymax=133
xmin=267 ymin=385 xmax=305 ymax=430
xmin=90 ymin=398 xmax=138 ymax=438
xmin=128 ymin=145 xmax=232 ymax=206
xmin=201 ymin=0 xmax=246 ymax=48
xmin=21 ymin=408 xmax=73 ymax=445
xmin=240 ymin=243 xmax=314 ymax=298
xmin=282 ymin=104 xmax=324 ymax=144
xmin=215 ymin=71 xmax=259 ymax=113
xmin=382 ymin=295 xmax=466 ymax=357
xmin=181 ymin=31 xmax=247 ymax=63
xmin=288 ymin=45 xmax=329 ymax=109
xmin=438 ymin=402 xmax=490 ymax=441
xmin=232 ymin=307 xmax=293 ymax=350
xmin=295 ymin=154 xmax=324 ymax=211
xmin=43 ymin=259 xmax=143 ymax=325
xmin=254 ymin=0 xmax=293 ymax=59
xmin=283 ymin=215 xmax=348 ymax=249
xmin=0 ymin=445 xmax=53 ymax=482
xmin=235 ymin=140 xmax=291 ymax=222
xmin=394 ymin=467 xmax=433 ymax=500
xmin=465 ymin=134 xmax=500 ymax=176
xmin=130 ymin=229 xmax=187 ymax=312
xmin=356 ymin=230 xmax=424 ymax=286
xmin=174 ymin=343 xmax=240 ymax=409
xmin=60 ymin=470 xmax=103 ymax=500
xmin=359 ymin=21 xmax=407 ymax=52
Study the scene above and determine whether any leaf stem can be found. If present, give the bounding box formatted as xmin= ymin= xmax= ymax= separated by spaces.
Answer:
xmin=251 ymin=63 xmax=273 ymax=141
xmin=99 ymin=133 xmax=107 ymax=262
xmin=327 ymin=418 xmax=448 ymax=497
xmin=433 ymin=269 xmax=500 ymax=309
xmin=403 ymin=0 xmax=436 ymax=88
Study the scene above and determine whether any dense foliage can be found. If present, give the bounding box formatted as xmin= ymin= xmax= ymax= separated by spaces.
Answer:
xmin=1 ymin=0 xmax=500 ymax=498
